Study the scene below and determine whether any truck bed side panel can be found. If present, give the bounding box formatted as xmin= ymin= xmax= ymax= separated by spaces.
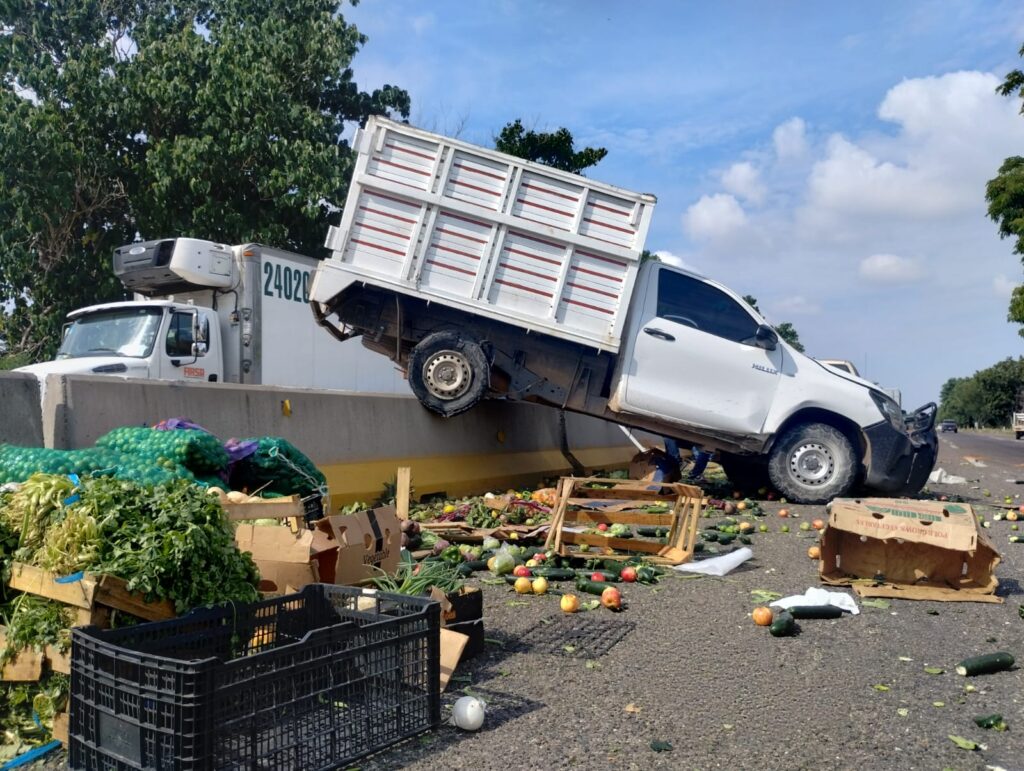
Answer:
xmin=314 ymin=117 xmax=656 ymax=352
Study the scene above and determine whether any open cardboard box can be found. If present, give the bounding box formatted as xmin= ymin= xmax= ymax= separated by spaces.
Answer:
xmin=820 ymin=498 xmax=1001 ymax=603
xmin=235 ymin=505 xmax=400 ymax=591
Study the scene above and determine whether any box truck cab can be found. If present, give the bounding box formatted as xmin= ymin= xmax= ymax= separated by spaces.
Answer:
xmin=25 ymin=300 xmax=221 ymax=382
xmin=18 ymin=238 xmax=408 ymax=393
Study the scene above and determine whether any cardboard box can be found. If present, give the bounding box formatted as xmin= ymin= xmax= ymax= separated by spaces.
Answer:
xmin=820 ymin=498 xmax=1001 ymax=603
xmin=315 ymin=505 xmax=401 ymax=586
xmin=235 ymin=505 xmax=401 ymax=590
xmin=234 ymin=524 xmax=338 ymax=594
xmin=430 ymin=586 xmax=484 ymax=659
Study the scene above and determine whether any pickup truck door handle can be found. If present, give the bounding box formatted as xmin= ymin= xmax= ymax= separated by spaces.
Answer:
xmin=643 ymin=327 xmax=675 ymax=342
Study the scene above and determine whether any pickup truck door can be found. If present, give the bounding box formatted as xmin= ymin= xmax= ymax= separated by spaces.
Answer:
xmin=620 ymin=267 xmax=784 ymax=435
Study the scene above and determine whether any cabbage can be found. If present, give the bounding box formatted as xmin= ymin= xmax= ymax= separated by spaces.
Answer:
xmin=491 ymin=552 xmax=515 ymax=576
xmin=482 ymin=536 xmax=500 ymax=552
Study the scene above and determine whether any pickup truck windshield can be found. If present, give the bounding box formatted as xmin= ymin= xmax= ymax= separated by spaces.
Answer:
xmin=57 ymin=307 xmax=163 ymax=360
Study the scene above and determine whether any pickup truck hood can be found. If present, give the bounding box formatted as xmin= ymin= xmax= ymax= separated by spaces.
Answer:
xmin=16 ymin=357 xmax=151 ymax=379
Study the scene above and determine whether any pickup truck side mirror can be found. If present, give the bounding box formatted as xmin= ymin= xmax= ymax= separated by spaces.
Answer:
xmin=754 ymin=324 xmax=778 ymax=351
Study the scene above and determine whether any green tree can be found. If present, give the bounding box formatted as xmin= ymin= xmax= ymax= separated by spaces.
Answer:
xmin=495 ymin=119 xmax=607 ymax=174
xmin=773 ymin=322 xmax=805 ymax=353
xmin=987 ymin=43 xmax=1024 ymax=335
xmin=938 ymin=357 xmax=1024 ymax=427
xmin=742 ymin=295 xmax=761 ymax=313
xmin=0 ymin=0 xmax=409 ymax=361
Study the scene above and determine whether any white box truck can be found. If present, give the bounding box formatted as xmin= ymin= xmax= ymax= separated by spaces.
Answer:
xmin=309 ymin=117 xmax=937 ymax=503
xmin=17 ymin=238 xmax=407 ymax=394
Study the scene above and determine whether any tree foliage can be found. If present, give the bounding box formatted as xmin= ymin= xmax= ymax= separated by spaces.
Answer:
xmin=0 ymin=0 xmax=409 ymax=360
xmin=938 ymin=358 xmax=1024 ymax=427
xmin=495 ymin=119 xmax=607 ymax=174
xmin=987 ymin=43 xmax=1024 ymax=335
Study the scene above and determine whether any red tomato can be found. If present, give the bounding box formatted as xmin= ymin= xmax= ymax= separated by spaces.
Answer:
xmin=620 ymin=566 xmax=638 ymax=583
xmin=590 ymin=572 xmax=606 ymax=582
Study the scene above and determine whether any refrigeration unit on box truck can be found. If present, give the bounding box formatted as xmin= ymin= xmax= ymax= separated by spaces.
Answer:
xmin=17 ymin=238 xmax=408 ymax=394
xmin=308 ymin=116 xmax=937 ymax=504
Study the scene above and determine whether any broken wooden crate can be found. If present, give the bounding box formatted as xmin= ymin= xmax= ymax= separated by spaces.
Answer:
xmin=544 ymin=477 xmax=701 ymax=564
xmin=8 ymin=562 xmax=177 ymax=629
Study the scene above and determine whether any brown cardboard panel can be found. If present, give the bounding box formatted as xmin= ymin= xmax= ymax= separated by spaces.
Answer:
xmin=820 ymin=498 xmax=1001 ymax=602
xmin=234 ymin=524 xmax=338 ymax=592
xmin=439 ymin=628 xmax=469 ymax=693
xmin=316 ymin=505 xmax=401 ymax=586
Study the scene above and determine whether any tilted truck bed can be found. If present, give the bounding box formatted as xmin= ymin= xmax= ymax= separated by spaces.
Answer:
xmin=310 ymin=117 xmax=657 ymax=352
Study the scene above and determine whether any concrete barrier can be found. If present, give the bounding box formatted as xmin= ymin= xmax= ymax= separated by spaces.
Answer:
xmin=44 ymin=375 xmax=647 ymax=505
xmin=0 ymin=372 xmax=44 ymax=447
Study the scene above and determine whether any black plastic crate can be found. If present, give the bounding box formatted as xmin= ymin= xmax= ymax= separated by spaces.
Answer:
xmin=69 ymin=584 xmax=440 ymax=770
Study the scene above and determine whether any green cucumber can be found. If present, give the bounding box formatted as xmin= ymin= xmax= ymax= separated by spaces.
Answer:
xmin=531 ymin=567 xmax=577 ymax=581
xmin=636 ymin=526 xmax=670 ymax=537
xmin=956 ymin=652 xmax=1015 ymax=676
xmin=693 ymin=541 xmax=705 ymax=553
xmin=738 ymin=535 xmax=752 ymax=545
xmin=769 ymin=611 xmax=797 ymax=637
xmin=1010 ymin=536 xmax=1024 ymax=543
xmin=701 ymin=530 xmax=719 ymax=542
xmin=603 ymin=558 xmax=625 ymax=572
xmin=788 ymin=605 xmax=844 ymax=619
xmin=456 ymin=561 xmax=485 ymax=576
xmin=575 ymin=579 xmax=610 ymax=596
xmin=716 ymin=534 xmax=736 ymax=546
xmin=973 ymin=713 xmax=1007 ymax=730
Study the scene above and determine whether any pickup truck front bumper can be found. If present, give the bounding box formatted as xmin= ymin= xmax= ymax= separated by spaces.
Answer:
xmin=862 ymin=402 xmax=938 ymax=495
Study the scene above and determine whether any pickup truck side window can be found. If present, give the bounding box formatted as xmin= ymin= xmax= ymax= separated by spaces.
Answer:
xmin=656 ymin=271 xmax=759 ymax=344
xmin=166 ymin=312 xmax=203 ymax=357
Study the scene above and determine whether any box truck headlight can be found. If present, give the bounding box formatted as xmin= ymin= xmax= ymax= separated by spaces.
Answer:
xmin=870 ymin=390 xmax=903 ymax=428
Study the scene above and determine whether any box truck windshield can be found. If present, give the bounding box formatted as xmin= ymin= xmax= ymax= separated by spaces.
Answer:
xmin=57 ymin=308 xmax=163 ymax=360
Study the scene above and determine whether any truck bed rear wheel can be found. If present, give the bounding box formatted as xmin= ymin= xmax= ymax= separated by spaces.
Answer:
xmin=767 ymin=423 xmax=857 ymax=504
xmin=408 ymin=331 xmax=490 ymax=417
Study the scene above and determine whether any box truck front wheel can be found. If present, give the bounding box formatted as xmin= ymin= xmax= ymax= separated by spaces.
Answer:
xmin=408 ymin=331 xmax=490 ymax=417
xmin=767 ymin=423 xmax=857 ymax=504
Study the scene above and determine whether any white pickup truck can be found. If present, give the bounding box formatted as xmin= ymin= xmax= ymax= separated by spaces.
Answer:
xmin=309 ymin=117 xmax=937 ymax=503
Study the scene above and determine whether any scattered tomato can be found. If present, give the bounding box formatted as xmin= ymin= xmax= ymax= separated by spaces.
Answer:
xmin=597 ymin=523 xmax=609 ymax=532
xmin=752 ymin=606 xmax=773 ymax=626
xmin=531 ymin=577 xmax=549 ymax=595
xmin=513 ymin=565 xmax=531 ymax=578
xmin=807 ymin=545 xmax=821 ymax=559
xmin=778 ymin=508 xmax=790 ymax=518
xmin=560 ymin=593 xmax=579 ymax=613
xmin=812 ymin=518 xmax=825 ymax=530
xmin=600 ymin=586 xmax=622 ymax=610
xmin=590 ymin=572 xmax=606 ymax=582
xmin=513 ymin=577 xmax=532 ymax=594
xmin=620 ymin=566 xmax=638 ymax=583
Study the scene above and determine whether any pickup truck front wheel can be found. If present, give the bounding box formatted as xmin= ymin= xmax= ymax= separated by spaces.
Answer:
xmin=408 ymin=331 xmax=490 ymax=417
xmin=767 ymin=423 xmax=857 ymax=504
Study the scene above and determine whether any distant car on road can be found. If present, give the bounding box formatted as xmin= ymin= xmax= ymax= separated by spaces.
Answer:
xmin=940 ymin=420 xmax=958 ymax=433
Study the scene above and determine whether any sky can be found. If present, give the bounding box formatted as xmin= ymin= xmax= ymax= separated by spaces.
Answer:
xmin=341 ymin=0 xmax=1024 ymax=409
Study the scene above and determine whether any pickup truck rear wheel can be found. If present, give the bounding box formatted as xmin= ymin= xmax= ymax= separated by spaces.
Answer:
xmin=408 ymin=331 xmax=490 ymax=417
xmin=767 ymin=423 xmax=857 ymax=504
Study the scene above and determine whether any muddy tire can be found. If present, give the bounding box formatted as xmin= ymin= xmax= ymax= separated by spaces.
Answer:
xmin=718 ymin=452 xmax=770 ymax=494
xmin=767 ymin=423 xmax=857 ymax=504
xmin=408 ymin=331 xmax=490 ymax=417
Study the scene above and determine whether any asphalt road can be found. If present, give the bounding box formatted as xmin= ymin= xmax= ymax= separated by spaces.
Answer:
xmin=362 ymin=434 xmax=1024 ymax=771
xmin=936 ymin=430 xmax=1024 ymax=478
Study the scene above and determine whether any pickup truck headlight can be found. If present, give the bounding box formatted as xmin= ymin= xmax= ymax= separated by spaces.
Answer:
xmin=870 ymin=390 xmax=903 ymax=429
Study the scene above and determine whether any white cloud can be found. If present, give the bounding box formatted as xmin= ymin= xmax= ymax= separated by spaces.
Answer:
xmin=993 ymin=274 xmax=1018 ymax=298
xmin=858 ymin=253 xmax=924 ymax=284
xmin=411 ymin=14 xmax=435 ymax=35
xmin=653 ymin=250 xmax=699 ymax=272
xmin=772 ymin=117 xmax=807 ymax=161
xmin=682 ymin=193 xmax=748 ymax=241
xmin=720 ymin=162 xmax=766 ymax=205
xmin=772 ymin=295 xmax=822 ymax=316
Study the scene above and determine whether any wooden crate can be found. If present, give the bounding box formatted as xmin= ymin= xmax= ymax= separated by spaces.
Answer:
xmin=8 ymin=563 xmax=177 ymax=627
xmin=0 ymin=628 xmax=69 ymax=682
xmin=544 ymin=477 xmax=701 ymax=565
